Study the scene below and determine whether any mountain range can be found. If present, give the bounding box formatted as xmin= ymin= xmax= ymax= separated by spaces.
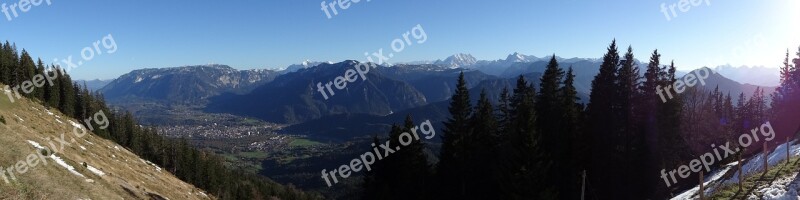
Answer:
xmin=99 ymin=64 xmax=279 ymax=104
xmin=97 ymin=53 xmax=780 ymax=140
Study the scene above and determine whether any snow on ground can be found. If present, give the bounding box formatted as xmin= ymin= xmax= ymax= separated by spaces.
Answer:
xmin=672 ymin=140 xmax=800 ymax=199
xmin=69 ymin=120 xmax=83 ymax=130
xmin=725 ymin=141 xmax=799 ymax=184
xmin=83 ymin=139 xmax=94 ymax=145
xmin=50 ymin=154 xmax=85 ymax=178
xmin=54 ymin=119 xmax=64 ymax=124
xmin=671 ymin=162 xmax=737 ymax=200
xmin=13 ymin=114 xmax=23 ymax=122
xmin=758 ymin=173 xmax=799 ymax=200
xmin=145 ymin=160 xmax=163 ymax=172
xmin=86 ymin=165 xmax=106 ymax=176
xmin=80 ymin=145 xmax=87 ymax=151
xmin=27 ymin=140 xmax=46 ymax=149
xmin=45 ymin=110 xmax=54 ymax=116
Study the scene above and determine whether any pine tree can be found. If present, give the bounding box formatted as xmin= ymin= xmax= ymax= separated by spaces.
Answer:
xmin=586 ymin=40 xmax=620 ymax=198
xmin=4 ymin=42 xmax=20 ymax=85
xmin=498 ymin=75 xmax=554 ymax=199
xmin=616 ymin=45 xmax=647 ymax=199
xmin=58 ymin=71 xmax=75 ymax=116
xmin=18 ymin=50 xmax=36 ymax=95
xmin=497 ymin=87 xmax=512 ymax=132
xmin=45 ymin=65 xmax=61 ymax=108
xmin=362 ymin=136 xmax=388 ymax=200
xmin=0 ymin=42 xmax=6 ymax=84
xmin=535 ymin=54 xmax=568 ymax=198
xmin=384 ymin=115 xmax=431 ymax=200
xmin=437 ymin=71 xmax=472 ymax=198
xmin=467 ymin=90 xmax=501 ymax=198
xmin=657 ymin=61 xmax=689 ymax=195
xmin=561 ymin=66 xmax=583 ymax=199
xmin=33 ymin=59 xmax=46 ymax=100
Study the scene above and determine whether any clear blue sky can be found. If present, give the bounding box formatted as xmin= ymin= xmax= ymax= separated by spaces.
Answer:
xmin=0 ymin=0 xmax=797 ymax=80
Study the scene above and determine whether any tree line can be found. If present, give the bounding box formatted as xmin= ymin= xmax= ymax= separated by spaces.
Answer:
xmin=0 ymin=41 xmax=321 ymax=200
xmin=361 ymin=40 xmax=800 ymax=199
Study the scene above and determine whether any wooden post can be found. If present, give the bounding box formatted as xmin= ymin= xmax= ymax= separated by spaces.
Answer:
xmin=764 ymin=142 xmax=769 ymax=174
xmin=581 ymin=170 xmax=586 ymax=200
xmin=788 ymin=137 xmax=791 ymax=165
xmin=738 ymin=149 xmax=743 ymax=192
xmin=699 ymin=170 xmax=705 ymax=200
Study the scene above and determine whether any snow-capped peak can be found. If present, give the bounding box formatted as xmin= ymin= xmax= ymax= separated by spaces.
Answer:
xmin=504 ymin=52 xmax=539 ymax=63
xmin=434 ymin=53 xmax=478 ymax=69
xmin=283 ymin=60 xmax=331 ymax=73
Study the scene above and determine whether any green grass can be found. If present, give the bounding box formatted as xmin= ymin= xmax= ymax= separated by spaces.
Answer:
xmin=289 ymin=138 xmax=322 ymax=148
xmin=238 ymin=151 xmax=269 ymax=159
xmin=710 ymin=157 xmax=800 ymax=199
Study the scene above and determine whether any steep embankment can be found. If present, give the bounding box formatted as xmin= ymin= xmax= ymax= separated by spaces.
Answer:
xmin=0 ymin=85 xmax=212 ymax=199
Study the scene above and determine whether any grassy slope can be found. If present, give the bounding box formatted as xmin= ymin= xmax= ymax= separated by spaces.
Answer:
xmin=0 ymin=86 xmax=213 ymax=199
xmin=710 ymin=157 xmax=800 ymax=199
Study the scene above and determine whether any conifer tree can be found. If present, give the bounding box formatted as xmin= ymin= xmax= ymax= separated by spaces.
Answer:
xmin=561 ymin=66 xmax=583 ymax=198
xmin=467 ymin=90 xmax=501 ymax=198
xmin=45 ymin=66 xmax=61 ymax=108
xmin=586 ymin=40 xmax=620 ymax=198
xmin=437 ymin=71 xmax=472 ymax=198
xmin=536 ymin=55 xmax=568 ymax=198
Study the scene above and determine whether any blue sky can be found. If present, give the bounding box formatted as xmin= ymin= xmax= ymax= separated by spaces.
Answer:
xmin=0 ymin=0 xmax=797 ymax=80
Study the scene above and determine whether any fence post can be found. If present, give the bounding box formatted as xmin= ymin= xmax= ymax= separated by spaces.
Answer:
xmin=699 ymin=170 xmax=705 ymax=200
xmin=738 ymin=149 xmax=743 ymax=192
xmin=764 ymin=142 xmax=769 ymax=174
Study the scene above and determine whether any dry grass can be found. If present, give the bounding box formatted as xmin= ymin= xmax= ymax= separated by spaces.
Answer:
xmin=0 ymin=84 xmax=214 ymax=199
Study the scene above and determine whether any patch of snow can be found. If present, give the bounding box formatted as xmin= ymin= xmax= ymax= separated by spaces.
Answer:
xmin=50 ymin=154 xmax=85 ymax=178
xmin=45 ymin=110 xmax=54 ymax=116
xmin=84 ymin=139 xmax=94 ymax=145
xmin=725 ymin=141 xmax=799 ymax=184
xmin=671 ymin=164 xmax=734 ymax=200
xmin=134 ymin=76 xmax=143 ymax=83
xmin=758 ymin=173 xmax=798 ymax=199
xmin=80 ymin=145 xmax=86 ymax=150
xmin=86 ymin=165 xmax=106 ymax=176
xmin=13 ymin=114 xmax=23 ymax=122
xmin=55 ymin=119 xmax=64 ymax=124
xmin=27 ymin=140 xmax=45 ymax=149
xmin=69 ymin=120 xmax=83 ymax=129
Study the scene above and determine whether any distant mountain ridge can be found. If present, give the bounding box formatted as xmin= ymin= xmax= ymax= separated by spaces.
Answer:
xmin=100 ymin=64 xmax=278 ymax=104
xmin=77 ymin=79 xmax=114 ymax=91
